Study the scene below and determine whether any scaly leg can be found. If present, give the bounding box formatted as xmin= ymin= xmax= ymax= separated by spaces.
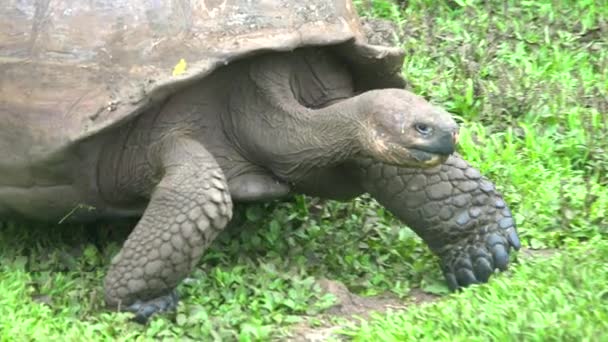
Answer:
xmin=357 ymin=154 xmax=520 ymax=289
xmin=104 ymin=137 xmax=232 ymax=322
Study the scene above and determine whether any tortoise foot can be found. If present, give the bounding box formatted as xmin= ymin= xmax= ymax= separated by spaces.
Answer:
xmin=441 ymin=221 xmax=521 ymax=291
xmin=127 ymin=290 xmax=179 ymax=324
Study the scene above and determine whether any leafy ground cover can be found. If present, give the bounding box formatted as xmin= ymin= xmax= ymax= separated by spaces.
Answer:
xmin=1 ymin=0 xmax=607 ymax=340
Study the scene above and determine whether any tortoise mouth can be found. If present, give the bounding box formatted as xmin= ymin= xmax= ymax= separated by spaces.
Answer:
xmin=408 ymin=148 xmax=450 ymax=167
xmin=375 ymin=145 xmax=450 ymax=168
xmin=363 ymin=131 xmax=454 ymax=168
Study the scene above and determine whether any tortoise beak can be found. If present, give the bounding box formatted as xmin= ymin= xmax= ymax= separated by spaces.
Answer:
xmin=417 ymin=128 xmax=458 ymax=156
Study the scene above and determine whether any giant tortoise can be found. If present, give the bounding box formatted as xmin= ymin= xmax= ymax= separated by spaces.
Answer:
xmin=0 ymin=0 xmax=520 ymax=322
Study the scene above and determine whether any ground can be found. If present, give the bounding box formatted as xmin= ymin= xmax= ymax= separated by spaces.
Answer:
xmin=1 ymin=0 xmax=607 ymax=341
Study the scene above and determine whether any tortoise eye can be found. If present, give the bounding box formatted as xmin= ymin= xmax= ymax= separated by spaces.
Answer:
xmin=415 ymin=123 xmax=433 ymax=135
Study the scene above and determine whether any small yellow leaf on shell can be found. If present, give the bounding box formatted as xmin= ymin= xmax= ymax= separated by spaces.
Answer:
xmin=172 ymin=58 xmax=187 ymax=76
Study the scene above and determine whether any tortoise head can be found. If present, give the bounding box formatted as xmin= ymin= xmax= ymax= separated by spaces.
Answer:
xmin=359 ymin=89 xmax=459 ymax=167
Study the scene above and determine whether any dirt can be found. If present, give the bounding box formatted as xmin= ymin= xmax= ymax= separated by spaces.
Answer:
xmin=285 ymin=278 xmax=439 ymax=342
xmin=519 ymin=247 xmax=559 ymax=259
xmin=285 ymin=248 xmax=559 ymax=341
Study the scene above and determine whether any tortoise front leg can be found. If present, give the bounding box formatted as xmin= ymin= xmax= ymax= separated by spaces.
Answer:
xmin=357 ymin=154 xmax=520 ymax=290
xmin=104 ymin=137 xmax=232 ymax=323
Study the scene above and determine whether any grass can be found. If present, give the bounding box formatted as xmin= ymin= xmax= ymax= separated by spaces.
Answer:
xmin=341 ymin=238 xmax=608 ymax=341
xmin=1 ymin=0 xmax=607 ymax=340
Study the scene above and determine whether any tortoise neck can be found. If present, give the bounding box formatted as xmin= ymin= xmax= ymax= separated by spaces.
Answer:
xmin=282 ymin=98 xmax=366 ymax=179
xmin=224 ymin=83 xmax=367 ymax=182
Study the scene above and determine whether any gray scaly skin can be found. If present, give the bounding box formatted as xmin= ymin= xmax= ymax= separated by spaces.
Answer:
xmin=356 ymin=156 xmax=520 ymax=289
xmin=96 ymin=48 xmax=519 ymax=322
xmin=103 ymin=137 xmax=233 ymax=322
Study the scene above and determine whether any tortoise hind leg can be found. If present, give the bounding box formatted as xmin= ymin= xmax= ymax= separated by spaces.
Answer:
xmin=357 ymin=154 xmax=520 ymax=290
xmin=103 ymin=137 xmax=232 ymax=323
xmin=228 ymin=172 xmax=291 ymax=202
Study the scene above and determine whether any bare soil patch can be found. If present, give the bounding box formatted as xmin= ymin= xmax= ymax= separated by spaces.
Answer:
xmin=286 ymin=278 xmax=439 ymax=341
xmin=286 ymin=248 xmax=560 ymax=341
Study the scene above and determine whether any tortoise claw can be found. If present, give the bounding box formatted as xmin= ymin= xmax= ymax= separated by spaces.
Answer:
xmin=127 ymin=290 xmax=179 ymax=324
xmin=442 ymin=227 xmax=520 ymax=291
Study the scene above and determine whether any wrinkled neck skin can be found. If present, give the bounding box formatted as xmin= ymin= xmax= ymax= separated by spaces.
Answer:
xmin=223 ymin=55 xmax=368 ymax=182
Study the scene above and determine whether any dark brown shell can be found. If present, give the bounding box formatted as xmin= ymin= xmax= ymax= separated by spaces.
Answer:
xmin=0 ymin=0 xmax=404 ymax=168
